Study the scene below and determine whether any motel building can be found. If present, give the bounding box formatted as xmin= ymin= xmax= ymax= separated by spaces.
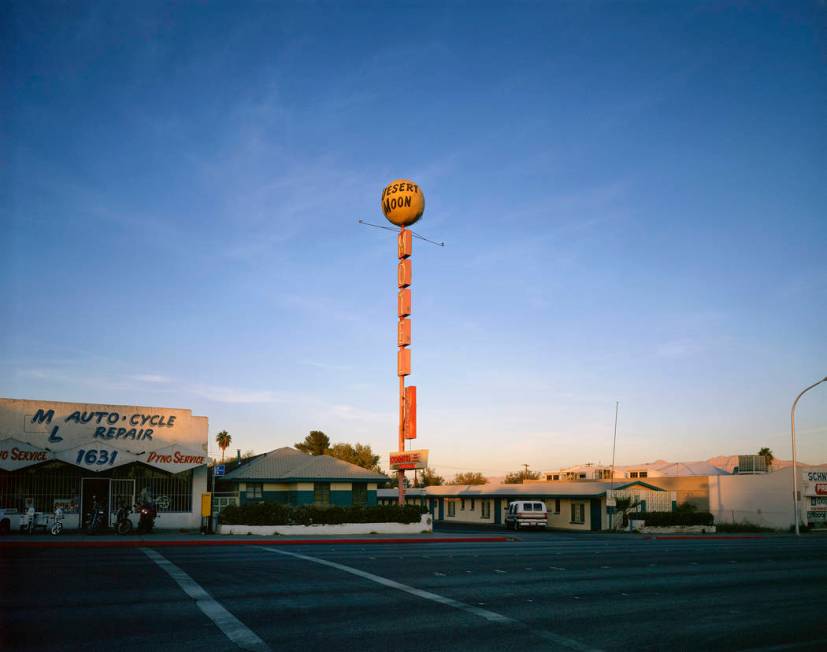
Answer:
xmin=0 ymin=398 xmax=208 ymax=531
xmin=218 ymin=447 xmax=387 ymax=507
xmin=379 ymin=480 xmax=674 ymax=531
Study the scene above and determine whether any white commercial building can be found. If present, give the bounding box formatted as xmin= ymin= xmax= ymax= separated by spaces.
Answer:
xmin=0 ymin=397 xmax=208 ymax=531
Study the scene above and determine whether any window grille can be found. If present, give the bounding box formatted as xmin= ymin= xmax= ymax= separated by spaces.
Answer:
xmin=352 ymin=483 xmax=367 ymax=506
xmin=0 ymin=461 xmax=193 ymax=514
xmin=314 ymin=482 xmax=330 ymax=506
xmin=246 ymin=483 xmax=263 ymax=499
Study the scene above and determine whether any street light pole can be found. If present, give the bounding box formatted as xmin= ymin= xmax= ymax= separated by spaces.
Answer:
xmin=791 ymin=376 xmax=827 ymax=536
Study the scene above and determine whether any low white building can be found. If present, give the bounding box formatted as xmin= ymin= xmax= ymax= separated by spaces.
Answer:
xmin=381 ymin=480 xmax=674 ymax=531
xmin=0 ymin=397 xmax=208 ymax=530
xmin=709 ymin=465 xmax=826 ymax=529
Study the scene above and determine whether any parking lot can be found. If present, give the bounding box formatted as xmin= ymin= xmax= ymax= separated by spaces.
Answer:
xmin=2 ymin=531 xmax=827 ymax=651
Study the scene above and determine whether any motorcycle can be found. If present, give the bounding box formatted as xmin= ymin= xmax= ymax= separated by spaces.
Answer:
xmin=137 ymin=501 xmax=158 ymax=534
xmin=86 ymin=501 xmax=106 ymax=534
xmin=115 ymin=504 xmax=132 ymax=535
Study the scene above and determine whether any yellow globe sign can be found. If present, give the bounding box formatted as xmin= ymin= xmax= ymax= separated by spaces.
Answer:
xmin=381 ymin=179 xmax=424 ymax=227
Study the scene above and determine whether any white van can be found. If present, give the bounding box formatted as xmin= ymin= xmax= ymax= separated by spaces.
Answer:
xmin=505 ymin=501 xmax=548 ymax=530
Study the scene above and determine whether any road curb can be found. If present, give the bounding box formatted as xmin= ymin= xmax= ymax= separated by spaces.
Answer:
xmin=0 ymin=536 xmax=513 ymax=549
xmin=645 ymin=535 xmax=766 ymax=540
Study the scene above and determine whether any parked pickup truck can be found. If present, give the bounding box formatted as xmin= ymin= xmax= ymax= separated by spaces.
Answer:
xmin=505 ymin=501 xmax=548 ymax=530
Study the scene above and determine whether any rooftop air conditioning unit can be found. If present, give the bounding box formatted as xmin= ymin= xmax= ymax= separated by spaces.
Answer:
xmin=736 ymin=455 xmax=768 ymax=474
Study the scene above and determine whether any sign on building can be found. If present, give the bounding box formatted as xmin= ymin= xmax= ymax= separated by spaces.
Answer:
xmin=0 ymin=398 xmax=208 ymax=473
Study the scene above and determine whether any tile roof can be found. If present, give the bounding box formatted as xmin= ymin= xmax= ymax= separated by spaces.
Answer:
xmin=222 ymin=447 xmax=388 ymax=482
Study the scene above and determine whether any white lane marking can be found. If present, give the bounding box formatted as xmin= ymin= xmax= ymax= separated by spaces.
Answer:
xmin=260 ymin=546 xmax=600 ymax=652
xmin=142 ymin=548 xmax=270 ymax=652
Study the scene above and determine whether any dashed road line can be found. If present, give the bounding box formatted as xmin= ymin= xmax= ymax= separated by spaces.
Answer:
xmin=259 ymin=546 xmax=600 ymax=652
xmin=142 ymin=548 xmax=270 ymax=652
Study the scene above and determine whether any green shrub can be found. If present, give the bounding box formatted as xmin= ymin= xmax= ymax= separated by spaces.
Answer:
xmin=219 ymin=503 xmax=427 ymax=526
xmin=623 ymin=511 xmax=714 ymax=527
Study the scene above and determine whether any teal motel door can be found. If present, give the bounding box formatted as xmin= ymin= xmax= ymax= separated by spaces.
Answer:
xmin=590 ymin=498 xmax=602 ymax=531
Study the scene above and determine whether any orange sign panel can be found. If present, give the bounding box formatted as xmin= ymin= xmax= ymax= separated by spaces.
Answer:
xmin=398 ymin=318 xmax=411 ymax=346
xmin=397 ymin=348 xmax=411 ymax=376
xmin=404 ymin=385 xmax=417 ymax=439
xmin=398 ymin=258 xmax=412 ymax=288
xmin=389 ymin=449 xmax=429 ymax=470
xmin=398 ymin=288 xmax=411 ymax=317
xmin=398 ymin=229 xmax=412 ymax=259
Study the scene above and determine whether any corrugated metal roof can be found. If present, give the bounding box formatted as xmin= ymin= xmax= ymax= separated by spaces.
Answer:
xmin=223 ymin=447 xmax=388 ymax=482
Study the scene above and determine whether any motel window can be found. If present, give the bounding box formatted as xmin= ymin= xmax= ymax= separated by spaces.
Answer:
xmin=571 ymin=503 xmax=585 ymax=524
xmin=246 ymin=483 xmax=263 ymax=499
xmin=352 ymin=483 xmax=367 ymax=507
xmin=448 ymin=501 xmax=456 ymax=517
xmin=554 ymin=499 xmax=560 ymax=513
xmin=578 ymin=473 xmax=586 ymax=479
xmin=481 ymin=500 xmax=490 ymax=519
xmin=639 ymin=471 xmax=648 ymax=478
xmin=314 ymin=482 xmax=330 ymax=506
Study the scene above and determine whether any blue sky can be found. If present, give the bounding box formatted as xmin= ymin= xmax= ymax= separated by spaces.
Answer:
xmin=3 ymin=1 xmax=826 ymax=477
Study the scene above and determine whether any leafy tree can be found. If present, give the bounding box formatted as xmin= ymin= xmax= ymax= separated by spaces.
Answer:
xmin=241 ymin=449 xmax=257 ymax=460
xmin=417 ymin=467 xmax=445 ymax=487
xmin=295 ymin=430 xmax=330 ymax=456
xmin=758 ymin=447 xmax=775 ymax=469
xmin=327 ymin=442 xmax=381 ymax=471
xmin=504 ymin=469 xmax=541 ymax=484
xmin=449 ymin=471 xmax=488 ymax=485
xmin=215 ymin=430 xmax=232 ymax=463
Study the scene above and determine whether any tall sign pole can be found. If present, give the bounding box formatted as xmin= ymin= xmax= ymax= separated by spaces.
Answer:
xmin=381 ymin=179 xmax=425 ymax=505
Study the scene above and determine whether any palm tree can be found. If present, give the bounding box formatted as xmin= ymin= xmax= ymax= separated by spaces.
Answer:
xmin=758 ymin=447 xmax=774 ymax=469
xmin=216 ymin=430 xmax=232 ymax=463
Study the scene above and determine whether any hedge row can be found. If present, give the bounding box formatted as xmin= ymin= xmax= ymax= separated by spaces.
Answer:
xmin=219 ymin=503 xmax=428 ymax=526
xmin=624 ymin=511 xmax=714 ymax=527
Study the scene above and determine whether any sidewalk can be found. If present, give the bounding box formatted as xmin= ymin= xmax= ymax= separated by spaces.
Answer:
xmin=0 ymin=529 xmax=513 ymax=548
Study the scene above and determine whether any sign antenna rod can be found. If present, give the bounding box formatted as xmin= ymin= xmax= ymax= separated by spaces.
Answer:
xmin=358 ymin=220 xmax=445 ymax=247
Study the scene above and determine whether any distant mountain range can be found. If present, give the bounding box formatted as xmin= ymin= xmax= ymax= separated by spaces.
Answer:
xmin=632 ymin=455 xmax=827 ymax=474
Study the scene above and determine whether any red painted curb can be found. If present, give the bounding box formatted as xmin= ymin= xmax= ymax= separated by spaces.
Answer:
xmin=0 ymin=536 xmax=512 ymax=549
xmin=648 ymin=535 xmax=766 ymax=540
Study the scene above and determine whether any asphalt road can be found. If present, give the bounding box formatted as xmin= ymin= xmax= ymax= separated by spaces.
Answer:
xmin=2 ymin=530 xmax=827 ymax=651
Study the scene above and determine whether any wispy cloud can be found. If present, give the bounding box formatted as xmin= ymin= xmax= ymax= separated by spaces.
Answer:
xmin=330 ymin=404 xmax=393 ymax=423
xmin=129 ymin=373 xmax=172 ymax=384
xmin=186 ymin=384 xmax=294 ymax=405
xmin=299 ymin=360 xmax=351 ymax=372
xmin=656 ymin=339 xmax=705 ymax=359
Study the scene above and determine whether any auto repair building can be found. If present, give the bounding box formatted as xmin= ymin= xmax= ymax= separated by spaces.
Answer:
xmin=0 ymin=397 xmax=208 ymax=530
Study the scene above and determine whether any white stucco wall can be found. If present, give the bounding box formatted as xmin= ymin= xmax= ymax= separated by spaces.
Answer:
xmin=708 ymin=467 xmax=814 ymax=529
xmin=219 ymin=513 xmax=433 ymax=535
